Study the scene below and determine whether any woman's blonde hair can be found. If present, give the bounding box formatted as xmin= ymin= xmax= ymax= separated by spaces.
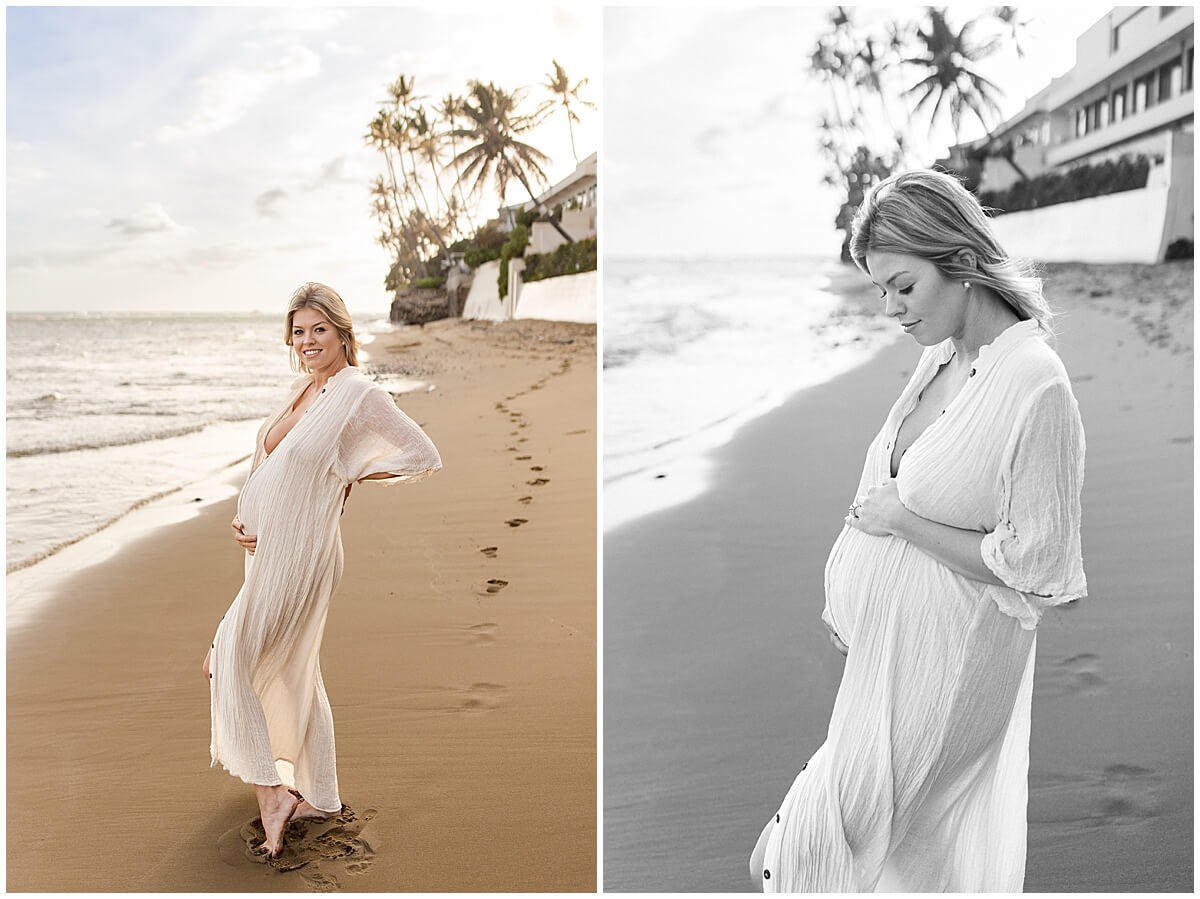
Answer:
xmin=285 ymin=282 xmax=359 ymax=372
xmin=849 ymin=169 xmax=1053 ymax=333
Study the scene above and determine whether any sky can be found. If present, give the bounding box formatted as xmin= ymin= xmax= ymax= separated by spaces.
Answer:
xmin=6 ymin=5 xmax=599 ymax=313
xmin=603 ymin=4 xmax=1113 ymax=260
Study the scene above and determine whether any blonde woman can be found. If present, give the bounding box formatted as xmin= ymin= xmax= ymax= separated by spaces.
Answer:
xmin=751 ymin=170 xmax=1086 ymax=891
xmin=203 ymin=283 xmax=441 ymax=857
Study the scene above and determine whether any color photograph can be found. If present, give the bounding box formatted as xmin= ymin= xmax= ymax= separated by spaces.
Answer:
xmin=604 ymin=5 xmax=1192 ymax=891
xmin=7 ymin=5 xmax=597 ymax=891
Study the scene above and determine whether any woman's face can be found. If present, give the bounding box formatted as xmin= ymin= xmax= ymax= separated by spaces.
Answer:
xmin=865 ymin=251 xmax=968 ymax=347
xmin=291 ymin=306 xmax=346 ymax=374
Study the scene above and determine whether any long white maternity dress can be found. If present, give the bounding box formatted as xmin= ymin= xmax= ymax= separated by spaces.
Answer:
xmin=754 ymin=320 xmax=1086 ymax=892
xmin=209 ymin=366 xmax=441 ymax=813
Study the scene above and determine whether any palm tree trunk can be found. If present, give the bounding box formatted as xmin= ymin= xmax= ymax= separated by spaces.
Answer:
xmin=507 ymin=153 xmax=573 ymax=243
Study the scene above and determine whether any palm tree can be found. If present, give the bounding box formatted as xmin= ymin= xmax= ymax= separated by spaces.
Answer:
xmin=438 ymin=92 xmax=472 ymax=219
xmin=451 ymin=80 xmax=572 ymax=243
xmin=538 ymin=59 xmax=595 ymax=163
xmin=365 ymin=110 xmax=428 ymax=278
xmin=901 ymin=7 xmax=1005 ymax=144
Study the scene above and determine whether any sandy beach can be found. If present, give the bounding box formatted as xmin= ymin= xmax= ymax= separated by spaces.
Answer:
xmin=603 ymin=260 xmax=1193 ymax=891
xmin=7 ymin=318 xmax=596 ymax=891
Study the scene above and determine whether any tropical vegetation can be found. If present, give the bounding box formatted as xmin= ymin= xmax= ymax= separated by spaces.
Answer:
xmin=810 ymin=6 xmax=1028 ymax=259
xmin=365 ymin=62 xmax=595 ymax=299
xmin=979 ymin=153 xmax=1152 ymax=215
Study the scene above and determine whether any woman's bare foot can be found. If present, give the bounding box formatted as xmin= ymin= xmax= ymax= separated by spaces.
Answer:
xmin=290 ymin=798 xmax=334 ymax=822
xmin=254 ymin=784 xmax=300 ymax=857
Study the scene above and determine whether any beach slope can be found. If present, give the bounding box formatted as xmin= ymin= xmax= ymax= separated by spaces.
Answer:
xmin=7 ymin=318 xmax=596 ymax=892
xmin=603 ymin=261 xmax=1192 ymax=891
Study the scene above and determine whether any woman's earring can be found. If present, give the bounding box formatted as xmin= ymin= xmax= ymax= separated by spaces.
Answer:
xmin=963 ymin=281 xmax=971 ymax=290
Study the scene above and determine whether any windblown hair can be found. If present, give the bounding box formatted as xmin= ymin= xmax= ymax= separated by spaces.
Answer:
xmin=285 ymin=282 xmax=359 ymax=372
xmin=849 ymin=169 xmax=1053 ymax=334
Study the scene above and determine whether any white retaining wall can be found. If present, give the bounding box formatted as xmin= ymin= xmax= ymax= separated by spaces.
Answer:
xmin=461 ymin=260 xmax=506 ymax=321
xmin=514 ymin=270 xmax=597 ymax=323
xmin=991 ymin=186 xmax=1171 ymax=264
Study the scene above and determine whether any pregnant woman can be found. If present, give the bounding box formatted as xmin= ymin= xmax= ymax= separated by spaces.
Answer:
xmin=751 ymin=170 xmax=1086 ymax=891
xmin=203 ymin=283 xmax=442 ymax=858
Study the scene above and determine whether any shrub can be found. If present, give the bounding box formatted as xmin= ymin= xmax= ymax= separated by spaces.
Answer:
xmin=523 ymin=237 xmax=598 ymax=283
xmin=497 ymin=224 xmax=529 ymax=299
xmin=1165 ymin=238 xmax=1194 ymax=260
xmin=979 ymin=153 xmax=1152 ymax=216
xmin=464 ymin=246 xmax=501 ymax=269
xmin=409 ymin=276 xmax=446 ymax=290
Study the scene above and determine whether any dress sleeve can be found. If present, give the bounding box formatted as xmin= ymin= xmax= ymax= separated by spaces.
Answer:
xmin=980 ymin=378 xmax=1086 ymax=611
xmin=333 ymin=387 xmax=442 ymax=484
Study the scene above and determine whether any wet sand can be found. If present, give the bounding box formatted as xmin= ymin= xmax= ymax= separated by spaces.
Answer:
xmin=7 ymin=318 xmax=596 ymax=891
xmin=603 ymin=260 xmax=1192 ymax=891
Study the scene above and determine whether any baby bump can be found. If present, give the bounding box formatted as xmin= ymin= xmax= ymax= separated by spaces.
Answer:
xmin=824 ymin=526 xmax=981 ymax=647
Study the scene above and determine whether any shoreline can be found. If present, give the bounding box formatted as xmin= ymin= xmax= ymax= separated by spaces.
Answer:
xmin=603 ymin=260 xmax=1193 ymax=891
xmin=7 ymin=317 xmax=597 ymax=891
xmin=604 ymin=259 xmax=896 ymax=533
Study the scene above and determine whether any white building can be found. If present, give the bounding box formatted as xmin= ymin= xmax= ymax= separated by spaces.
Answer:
xmin=950 ymin=7 xmax=1193 ymax=262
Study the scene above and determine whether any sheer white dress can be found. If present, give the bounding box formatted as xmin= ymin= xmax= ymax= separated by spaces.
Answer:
xmin=209 ymin=366 xmax=441 ymax=813
xmin=753 ymin=320 xmax=1086 ymax=891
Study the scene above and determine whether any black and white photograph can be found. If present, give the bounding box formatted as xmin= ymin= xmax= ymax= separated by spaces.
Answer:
xmin=603 ymin=4 xmax=1192 ymax=892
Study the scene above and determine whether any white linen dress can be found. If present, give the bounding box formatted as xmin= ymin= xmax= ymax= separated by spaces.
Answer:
xmin=209 ymin=366 xmax=441 ymax=813
xmin=755 ymin=319 xmax=1086 ymax=892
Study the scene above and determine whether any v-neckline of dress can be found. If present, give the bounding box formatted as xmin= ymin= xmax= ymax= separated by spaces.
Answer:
xmin=263 ymin=367 xmax=354 ymax=460
xmin=888 ymin=319 xmax=1038 ymax=478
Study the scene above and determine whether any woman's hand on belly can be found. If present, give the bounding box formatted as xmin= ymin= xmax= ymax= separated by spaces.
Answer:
xmin=848 ymin=484 xmax=1009 ymax=589
xmin=231 ymin=515 xmax=258 ymax=556
xmin=846 ymin=478 xmax=907 ymax=537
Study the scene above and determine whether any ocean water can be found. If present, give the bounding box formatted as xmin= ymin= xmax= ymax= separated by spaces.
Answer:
xmin=6 ymin=312 xmax=403 ymax=573
xmin=603 ymin=257 xmax=897 ymax=531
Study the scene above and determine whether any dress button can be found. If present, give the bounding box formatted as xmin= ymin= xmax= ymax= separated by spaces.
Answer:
xmin=322 ymin=388 xmax=326 ymax=393
xmin=764 ymin=870 xmax=771 ymax=880
xmin=776 ymin=814 xmax=780 ymax=823
xmin=969 ymin=368 xmax=976 ymax=377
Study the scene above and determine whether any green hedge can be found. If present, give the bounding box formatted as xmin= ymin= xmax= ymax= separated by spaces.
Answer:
xmin=497 ymin=224 xmax=529 ymax=299
xmin=980 ymin=154 xmax=1152 ymax=215
xmin=523 ymin=237 xmax=597 ymax=283
xmin=464 ymin=246 xmax=501 ymax=269
xmin=406 ymin=276 xmax=445 ymax=290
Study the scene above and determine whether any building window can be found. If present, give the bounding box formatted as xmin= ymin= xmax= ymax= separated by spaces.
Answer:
xmin=1157 ymin=58 xmax=1182 ymax=102
xmin=1187 ymin=46 xmax=1194 ymax=92
xmin=1112 ymin=85 xmax=1127 ymax=122
xmin=1098 ymin=97 xmax=1109 ymax=128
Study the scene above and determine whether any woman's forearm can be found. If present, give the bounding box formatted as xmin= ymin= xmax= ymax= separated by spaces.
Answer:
xmin=891 ymin=508 xmax=1007 ymax=589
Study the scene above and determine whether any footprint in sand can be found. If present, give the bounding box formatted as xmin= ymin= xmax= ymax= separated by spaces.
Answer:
xmin=565 ymin=429 xmax=589 ymax=435
xmin=466 ymin=622 xmax=497 ymax=643
xmin=218 ymin=804 xmax=378 ymax=881
xmin=505 ymin=518 xmax=527 ymax=527
xmin=1031 ymin=763 xmax=1159 ymax=828
xmin=529 ymin=465 xmax=544 ymax=472
xmin=516 ymin=455 xmax=532 ymax=460
xmin=526 ymin=477 xmax=549 ymax=487
xmin=485 ymin=578 xmax=508 ymax=594
xmin=517 ymin=496 xmax=533 ymax=505
xmin=479 ymin=546 xmax=498 ymax=558
xmin=1039 ymin=652 xmax=1105 ymax=697
xmin=458 ymin=682 xmax=506 ymax=712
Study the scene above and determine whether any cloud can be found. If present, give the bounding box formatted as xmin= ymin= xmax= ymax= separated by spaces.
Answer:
xmin=255 ymin=187 xmax=288 ymax=217
xmin=9 ymin=165 xmax=50 ymax=185
xmin=326 ymin=40 xmax=362 ymax=56
xmin=155 ymin=44 xmax=320 ymax=142
xmin=106 ymin=202 xmax=182 ymax=236
xmin=260 ymin=8 xmax=347 ymax=32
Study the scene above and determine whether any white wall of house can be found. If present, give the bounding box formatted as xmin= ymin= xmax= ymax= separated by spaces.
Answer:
xmin=461 ymin=260 xmax=506 ymax=321
xmin=1160 ymin=129 xmax=1194 ymax=254
xmin=529 ymin=208 xmax=597 ymax=255
xmin=992 ymin=186 xmax=1171 ymax=263
xmin=513 ymin=270 xmax=596 ymax=324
